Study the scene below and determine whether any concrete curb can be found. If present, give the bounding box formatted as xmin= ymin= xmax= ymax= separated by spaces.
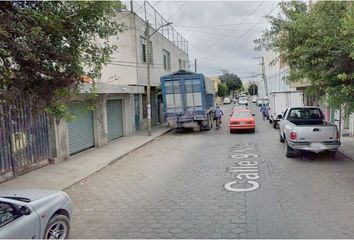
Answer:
xmin=63 ymin=128 xmax=172 ymax=191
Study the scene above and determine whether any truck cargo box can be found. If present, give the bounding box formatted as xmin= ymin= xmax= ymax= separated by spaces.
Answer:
xmin=160 ymin=70 xmax=215 ymax=131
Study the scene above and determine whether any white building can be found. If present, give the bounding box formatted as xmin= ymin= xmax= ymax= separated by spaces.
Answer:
xmin=258 ymin=50 xmax=295 ymax=98
xmin=99 ymin=4 xmax=189 ymax=129
xmin=54 ymin=2 xmax=189 ymax=161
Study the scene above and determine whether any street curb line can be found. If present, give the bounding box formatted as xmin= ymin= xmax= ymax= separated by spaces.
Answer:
xmin=337 ymin=149 xmax=352 ymax=161
xmin=63 ymin=128 xmax=172 ymax=191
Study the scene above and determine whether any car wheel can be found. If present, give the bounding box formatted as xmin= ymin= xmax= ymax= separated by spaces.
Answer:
xmin=279 ymin=133 xmax=285 ymax=143
xmin=44 ymin=214 xmax=70 ymax=239
xmin=273 ymin=121 xmax=277 ymax=129
xmin=284 ymin=139 xmax=294 ymax=158
xmin=269 ymin=119 xmax=272 ymax=124
xmin=230 ymin=129 xmax=233 ymax=134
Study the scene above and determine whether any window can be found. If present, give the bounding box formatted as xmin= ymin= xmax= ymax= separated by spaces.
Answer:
xmin=0 ymin=202 xmax=18 ymax=228
xmin=182 ymin=60 xmax=186 ymax=69
xmin=142 ymin=94 xmax=147 ymax=118
xmin=178 ymin=59 xmax=182 ymax=69
xmin=163 ymin=50 xmax=171 ymax=71
xmin=165 ymin=81 xmax=182 ymax=109
xmin=279 ymin=54 xmax=285 ymax=69
xmin=140 ymin=37 xmax=153 ymax=64
xmin=184 ymin=79 xmax=202 ymax=107
xmin=232 ymin=111 xmax=252 ymax=118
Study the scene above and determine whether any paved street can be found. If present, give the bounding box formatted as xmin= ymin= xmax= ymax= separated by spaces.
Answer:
xmin=66 ymin=103 xmax=354 ymax=238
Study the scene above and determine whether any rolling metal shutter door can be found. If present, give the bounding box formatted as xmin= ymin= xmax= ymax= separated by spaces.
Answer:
xmin=68 ymin=102 xmax=95 ymax=155
xmin=107 ymin=100 xmax=123 ymax=141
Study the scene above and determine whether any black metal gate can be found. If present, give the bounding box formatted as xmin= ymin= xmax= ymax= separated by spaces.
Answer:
xmin=0 ymin=99 xmax=51 ymax=182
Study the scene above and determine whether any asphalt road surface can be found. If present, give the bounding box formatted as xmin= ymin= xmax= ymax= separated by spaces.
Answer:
xmin=66 ymin=103 xmax=354 ymax=238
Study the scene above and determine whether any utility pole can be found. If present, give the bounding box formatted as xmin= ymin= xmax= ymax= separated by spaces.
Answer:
xmin=254 ymin=57 xmax=268 ymax=97
xmin=260 ymin=57 xmax=268 ymax=97
xmin=146 ymin=20 xmax=172 ymax=136
xmin=146 ymin=20 xmax=151 ymax=136
xmin=194 ymin=59 xmax=197 ymax=73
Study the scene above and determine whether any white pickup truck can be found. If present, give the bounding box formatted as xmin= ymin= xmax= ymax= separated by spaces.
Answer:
xmin=279 ymin=107 xmax=340 ymax=157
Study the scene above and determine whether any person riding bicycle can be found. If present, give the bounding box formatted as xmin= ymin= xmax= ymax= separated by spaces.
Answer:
xmin=214 ymin=105 xmax=224 ymax=126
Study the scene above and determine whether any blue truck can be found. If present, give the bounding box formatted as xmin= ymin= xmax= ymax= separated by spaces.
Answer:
xmin=160 ymin=70 xmax=215 ymax=131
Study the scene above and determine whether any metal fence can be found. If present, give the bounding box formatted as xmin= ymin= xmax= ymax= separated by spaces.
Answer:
xmin=0 ymin=99 xmax=51 ymax=182
xmin=130 ymin=0 xmax=189 ymax=54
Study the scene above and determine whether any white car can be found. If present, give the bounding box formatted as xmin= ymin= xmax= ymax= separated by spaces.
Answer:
xmin=256 ymin=99 xmax=264 ymax=106
xmin=252 ymin=96 xmax=258 ymax=103
xmin=0 ymin=189 xmax=72 ymax=239
xmin=223 ymin=97 xmax=231 ymax=104
xmin=238 ymin=98 xmax=248 ymax=105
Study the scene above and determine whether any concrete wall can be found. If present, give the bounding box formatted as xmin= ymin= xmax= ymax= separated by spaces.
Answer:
xmin=53 ymin=93 xmax=137 ymax=163
xmin=99 ymin=13 xmax=139 ymax=85
xmin=98 ymin=12 xmax=189 ymax=87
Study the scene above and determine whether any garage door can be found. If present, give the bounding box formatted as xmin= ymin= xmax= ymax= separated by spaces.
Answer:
xmin=106 ymin=100 xmax=123 ymax=141
xmin=68 ymin=102 xmax=95 ymax=155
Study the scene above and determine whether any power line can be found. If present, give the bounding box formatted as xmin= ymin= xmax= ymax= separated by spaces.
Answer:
xmin=203 ymin=1 xmax=265 ymax=50
xmin=152 ymin=0 xmax=162 ymax=7
xmin=166 ymin=1 xmax=188 ymax=20
xmin=213 ymin=3 xmax=279 ymax=55
xmin=174 ymin=22 xmax=268 ymax=29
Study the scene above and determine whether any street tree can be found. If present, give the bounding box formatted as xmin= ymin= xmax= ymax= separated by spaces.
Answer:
xmin=217 ymin=83 xmax=229 ymax=98
xmin=254 ymin=1 xmax=354 ymax=113
xmin=218 ymin=73 xmax=243 ymax=93
xmin=248 ymin=84 xmax=258 ymax=96
xmin=0 ymin=1 xmax=124 ymax=119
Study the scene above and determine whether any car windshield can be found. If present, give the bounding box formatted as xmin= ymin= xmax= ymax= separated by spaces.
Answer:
xmin=232 ymin=111 xmax=252 ymax=118
xmin=1 ymin=197 xmax=31 ymax=203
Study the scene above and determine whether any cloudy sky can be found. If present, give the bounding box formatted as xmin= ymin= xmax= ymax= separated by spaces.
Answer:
xmin=127 ymin=0 xmax=280 ymax=83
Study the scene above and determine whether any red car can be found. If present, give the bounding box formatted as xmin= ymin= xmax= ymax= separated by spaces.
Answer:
xmin=229 ymin=109 xmax=256 ymax=133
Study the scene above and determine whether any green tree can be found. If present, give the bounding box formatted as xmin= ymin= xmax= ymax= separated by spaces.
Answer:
xmin=217 ymin=83 xmax=229 ymax=98
xmin=254 ymin=1 xmax=354 ymax=113
xmin=0 ymin=1 xmax=124 ymax=118
xmin=248 ymin=84 xmax=258 ymax=96
xmin=218 ymin=73 xmax=243 ymax=93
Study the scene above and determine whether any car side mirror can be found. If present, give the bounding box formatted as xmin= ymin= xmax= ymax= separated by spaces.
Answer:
xmin=277 ymin=114 xmax=283 ymax=119
xmin=19 ymin=206 xmax=31 ymax=215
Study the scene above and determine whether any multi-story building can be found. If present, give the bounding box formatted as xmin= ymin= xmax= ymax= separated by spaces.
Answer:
xmin=53 ymin=1 xmax=189 ymax=162
xmin=257 ymin=50 xmax=295 ymax=98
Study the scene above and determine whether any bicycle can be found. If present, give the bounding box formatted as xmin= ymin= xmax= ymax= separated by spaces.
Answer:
xmin=215 ymin=117 xmax=221 ymax=130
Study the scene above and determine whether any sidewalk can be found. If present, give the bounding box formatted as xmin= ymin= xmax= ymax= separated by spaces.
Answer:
xmin=0 ymin=125 xmax=171 ymax=191
xmin=338 ymin=136 xmax=354 ymax=159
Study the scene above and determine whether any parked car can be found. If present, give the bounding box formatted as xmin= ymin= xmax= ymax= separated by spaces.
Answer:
xmin=223 ymin=97 xmax=232 ymax=104
xmin=229 ymin=109 xmax=255 ymax=133
xmin=256 ymin=99 xmax=264 ymax=106
xmin=279 ymin=107 xmax=341 ymax=157
xmin=252 ymin=96 xmax=258 ymax=103
xmin=0 ymin=190 xmax=72 ymax=239
xmin=238 ymin=97 xmax=248 ymax=105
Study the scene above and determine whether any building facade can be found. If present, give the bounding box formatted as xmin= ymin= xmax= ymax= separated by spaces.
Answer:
xmin=46 ymin=2 xmax=190 ymax=163
xmin=258 ymin=50 xmax=296 ymax=98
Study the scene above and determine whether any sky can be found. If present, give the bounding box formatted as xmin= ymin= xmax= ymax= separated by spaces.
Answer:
xmin=126 ymin=0 xmax=281 ymax=83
